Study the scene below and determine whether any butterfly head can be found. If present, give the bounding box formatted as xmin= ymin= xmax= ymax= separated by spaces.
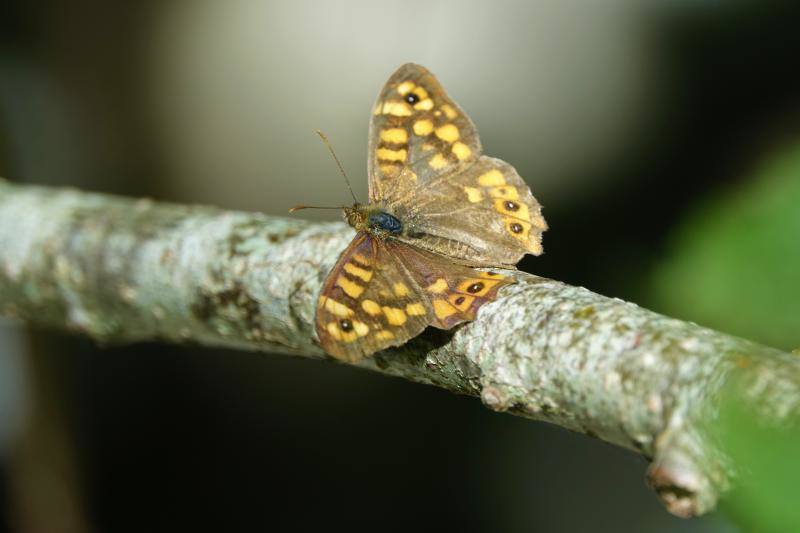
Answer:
xmin=343 ymin=204 xmax=368 ymax=230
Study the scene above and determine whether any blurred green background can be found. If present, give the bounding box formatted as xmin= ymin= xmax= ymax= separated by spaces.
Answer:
xmin=1 ymin=1 xmax=799 ymax=531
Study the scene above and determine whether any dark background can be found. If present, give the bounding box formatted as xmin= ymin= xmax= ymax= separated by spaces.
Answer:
xmin=2 ymin=1 xmax=799 ymax=531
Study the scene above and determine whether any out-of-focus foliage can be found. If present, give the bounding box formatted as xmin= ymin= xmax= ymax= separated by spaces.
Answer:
xmin=714 ymin=380 xmax=800 ymax=532
xmin=659 ymin=142 xmax=800 ymax=527
xmin=652 ymin=144 xmax=800 ymax=349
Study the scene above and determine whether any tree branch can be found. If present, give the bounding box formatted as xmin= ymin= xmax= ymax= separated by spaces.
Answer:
xmin=1 ymin=180 xmax=798 ymax=518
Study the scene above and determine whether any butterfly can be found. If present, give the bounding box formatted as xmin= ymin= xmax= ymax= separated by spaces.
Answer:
xmin=314 ymin=63 xmax=546 ymax=362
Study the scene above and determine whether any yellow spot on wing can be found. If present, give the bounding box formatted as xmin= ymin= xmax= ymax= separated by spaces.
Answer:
xmin=405 ymin=303 xmax=426 ymax=316
xmin=433 ymin=299 xmax=458 ymax=320
xmin=412 ymin=86 xmax=429 ymax=99
xmin=414 ymin=98 xmax=434 ymax=111
xmin=478 ymin=170 xmax=506 ymax=187
xmin=380 ymin=128 xmax=408 ymax=144
xmin=352 ymin=253 xmax=371 ymax=266
xmin=435 ymin=124 xmax=460 ymax=143
xmin=479 ymin=271 xmax=506 ymax=279
xmin=326 ymin=322 xmax=342 ymax=340
xmin=397 ymin=81 xmax=415 ymax=95
xmin=382 ymin=306 xmax=407 ymax=326
xmin=336 ymin=275 xmax=364 ymax=298
xmin=488 ymin=186 xmax=518 ymax=200
xmin=323 ymin=298 xmax=353 ymax=317
xmin=344 ymin=262 xmax=373 ymax=282
xmin=441 ymin=104 xmax=458 ymax=119
xmin=426 ymin=278 xmax=448 ymax=294
xmin=376 ymin=148 xmax=407 ymax=162
xmin=452 ymin=142 xmax=472 ymax=160
xmin=353 ymin=321 xmax=369 ymax=336
xmin=493 ymin=198 xmax=531 ymax=221
xmin=375 ymin=330 xmax=395 ymax=341
xmin=413 ymin=119 xmax=434 ymax=136
xmin=361 ymin=299 xmax=382 ymax=316
xmin=393 ymin=282 xmax=410 ymax=297
xmin=382 ymin=101 xmax=412 ymax=116
xmin=429 ymin=154 xmax=448 ymax=169
xmin=463 ymin=186 xmax=484 ymax=203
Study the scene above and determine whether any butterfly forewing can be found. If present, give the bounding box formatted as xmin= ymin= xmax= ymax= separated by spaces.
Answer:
xmin=368 ymin=63 xmax=482 ymax=203
xmin=391 ymin=156 xmax=547 ymax=266
xmin=316 ymin=232 xmax=433 ymax=362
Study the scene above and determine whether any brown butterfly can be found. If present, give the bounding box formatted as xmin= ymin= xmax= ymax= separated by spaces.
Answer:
xmin=311 ymin=63 xmax=546 ymax=362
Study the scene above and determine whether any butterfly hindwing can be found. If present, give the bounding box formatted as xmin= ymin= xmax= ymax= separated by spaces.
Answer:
xmin=390 ymin=156 xmax=547 ymax=266
xmin=387 ymin=241 xmax=514 ymax=329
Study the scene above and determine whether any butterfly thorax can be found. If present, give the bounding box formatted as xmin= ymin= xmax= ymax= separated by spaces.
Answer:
xmin=344 ymin=203 xmax=403 ymax=237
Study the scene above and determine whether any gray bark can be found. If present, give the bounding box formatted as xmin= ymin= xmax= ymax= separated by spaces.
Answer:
xmin=1 ymin=180 xmax=798 ymax=518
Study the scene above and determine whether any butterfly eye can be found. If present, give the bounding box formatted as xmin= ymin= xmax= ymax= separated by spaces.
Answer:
xmin=509 ymin=223 xmax=524 ymax=234
xmin=466 ymin=282 xmax=484 ymax=294
xmin=404 ymin=92 xmax=420 ymax=105
xmin=504 ymin=201 xmax=519 ymax=211
xmin=339 ymin=319 xmax=353 ymax=331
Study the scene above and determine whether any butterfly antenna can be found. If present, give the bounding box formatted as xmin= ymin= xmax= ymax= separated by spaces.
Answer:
xmin=315 ymin=129 xmax=359 ymax=204
xmin=288 ymin=204 xmax=342 ymax=213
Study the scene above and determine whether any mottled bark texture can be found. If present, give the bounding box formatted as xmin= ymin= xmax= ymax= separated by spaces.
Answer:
xmin=1 ymin=181 xmax=798 ymax=518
